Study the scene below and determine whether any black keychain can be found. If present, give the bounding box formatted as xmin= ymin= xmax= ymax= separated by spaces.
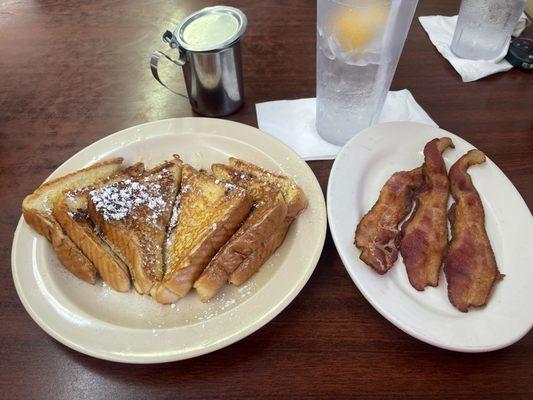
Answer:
xmin=505 ymin=37 xmax=533 ymax=71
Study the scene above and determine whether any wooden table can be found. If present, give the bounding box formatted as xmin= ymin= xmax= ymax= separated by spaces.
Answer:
xmin=1 ymin=0 xmax=532 ymax=398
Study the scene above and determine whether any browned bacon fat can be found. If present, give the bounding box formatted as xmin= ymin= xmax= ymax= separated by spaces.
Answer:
xmin=444 ymin=150 xmax=502 ymax=312
xmin=400 ymin=137 xmax=454 ymax=290
xmin=355 ymin=167 xmax=424 ymax=274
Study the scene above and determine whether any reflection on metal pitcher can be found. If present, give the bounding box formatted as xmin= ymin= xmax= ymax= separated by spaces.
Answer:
xmin=150 ymin=6 xmax=247 ymax=117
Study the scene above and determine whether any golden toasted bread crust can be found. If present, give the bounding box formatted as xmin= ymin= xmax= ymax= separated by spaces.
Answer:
xmin=154 ymin=197 xmax=252 ymax=302
xmin=193 ymin=159 xmax=307 ymax=300
xmin=193 ymin=163 xmax=289 ymax=301
xmin=88 ymin=158 xmax=182 ymax=294
xmin=229 ymin=219 xmax=290 ymax=286
xmin=228 ymin=157 xmax=308 ymax=219
xmin=52 ymin=163 xmax=145 ymax=292
xmin=194 ymin=199 xmax=287 ymax=301
xmin=54 ymin=196 xmax=131 ymax=292
xmin=22 ymin=158 xmax=124 ymax=224
xmin=88 ymin=209 xmax=147 ymax=291
xmin=153 ymin=165 xmax=253 ymax=304
xmin=21 ymin=158 xmax=124 ymax=283
xmin=28 ymin=211 xmax=97 ymax=284
xmin=22 ymin=208 xmax=56 ymax=241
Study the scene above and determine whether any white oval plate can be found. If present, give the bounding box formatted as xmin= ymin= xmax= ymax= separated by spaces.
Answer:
xmin=328 ymin=121 xmax=533 ymax=352
xmin=12 ymin=118 xmax=327 ymax=363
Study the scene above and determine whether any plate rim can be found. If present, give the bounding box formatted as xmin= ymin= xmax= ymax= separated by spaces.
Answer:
xmin=11 ymin=117 xmax=327 ymax=363
xmin=327 ymin=121 xmax=533 ymax=353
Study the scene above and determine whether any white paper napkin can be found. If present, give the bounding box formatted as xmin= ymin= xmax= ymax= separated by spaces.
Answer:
xmin=255 ymin=89 xmax=437 ymax=161
xmin=419 ymin=13 xmax=529 ymax=83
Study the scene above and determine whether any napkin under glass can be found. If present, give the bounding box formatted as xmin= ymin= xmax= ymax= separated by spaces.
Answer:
xmin=255 ymin=89 xmax=437 ymax=161
xmin=419 ymin=13 xmax=530 ymax=83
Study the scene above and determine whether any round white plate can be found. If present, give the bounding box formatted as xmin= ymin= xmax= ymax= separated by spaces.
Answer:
xmin=12 ymin=117 xmax=327 ymax=363
xmin=328 ymin=121 xmax=533 ymax=352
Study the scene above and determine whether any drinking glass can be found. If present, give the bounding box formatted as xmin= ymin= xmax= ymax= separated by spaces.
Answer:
xmin=316 ymin=0 xmax=418 ymax=146
xmin=451 ymin=0 xmax=527 ymax=60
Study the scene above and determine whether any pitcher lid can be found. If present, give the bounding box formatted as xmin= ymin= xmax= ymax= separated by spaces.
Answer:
xmin=175 ymin=6 xmax=247 ymax=52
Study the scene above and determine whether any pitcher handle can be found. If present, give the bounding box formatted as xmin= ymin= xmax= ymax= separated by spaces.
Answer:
xmin=150 ymin=50 xmax=188 ymax=99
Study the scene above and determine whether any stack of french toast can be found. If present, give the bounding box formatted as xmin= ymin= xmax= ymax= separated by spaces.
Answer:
xmin=22 ymin=155 xmax=307 ymax=304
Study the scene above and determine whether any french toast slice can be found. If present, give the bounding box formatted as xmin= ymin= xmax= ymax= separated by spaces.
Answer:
xmin=228 ymin=157 xmax=308 ymax=220
xmin=152 ymin=165 xmax=253 ymax=304
xmin=195 ymin=158 xmax=307 ymax=297
xmin=87 ymin=157 xmax=182 ymax=294
xmin=53 ymin=163 xmax=145 ymax=292
xmin=193 ymin=163 xmax=288 ymax=301
xmin=230 ymin=219 xmax=290 ymax=286
xmin=22 ymin=158 xmax=124 ymax=283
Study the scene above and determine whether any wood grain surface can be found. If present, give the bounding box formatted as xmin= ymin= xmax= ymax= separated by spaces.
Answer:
xmin=1 ymin=0 xmax=532 ymax=399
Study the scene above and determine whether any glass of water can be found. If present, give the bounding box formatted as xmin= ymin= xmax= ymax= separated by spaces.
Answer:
xmin=316 ymin=0 xmax=418 ymax=146
xmin=451 ymin=0 xmax=527 ymax=60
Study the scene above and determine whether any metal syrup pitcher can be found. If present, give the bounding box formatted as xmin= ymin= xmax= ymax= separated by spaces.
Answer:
xmin=150 ymin=6 xmax=247 ymax=117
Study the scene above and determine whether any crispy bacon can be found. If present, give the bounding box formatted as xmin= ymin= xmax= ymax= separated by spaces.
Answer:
xmin=355 ymin=167 xmax=424 ymax=274
xmin=444 ymin=150 xmax=502 ymax=312
xmin=400 ymin=137 xmax=454 ymax=290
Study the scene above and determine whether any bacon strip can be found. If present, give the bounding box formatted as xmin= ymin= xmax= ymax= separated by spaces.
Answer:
xmin=444 ymin=150 xmax=502 ymax=312
xmin=355 ymin=167 xmax=424 ymax=274
xmin=400 ymin=137 xmax=454 ymax=290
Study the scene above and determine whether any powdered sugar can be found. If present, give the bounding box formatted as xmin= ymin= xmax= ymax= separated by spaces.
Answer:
xmin=65 ymin=191 xmax=76 ymax=202
xmin=89 ymin=176 xmax=167 ymax=224
xmin=42 ymin=195 xmax=52 ymax=213
xmin=213 ymin=178 xmax=238 ymax=192
xmin=164 ymin=192 xmax=182 ymax=266
xmin=167 ymin=194 xmax=181 ymax=232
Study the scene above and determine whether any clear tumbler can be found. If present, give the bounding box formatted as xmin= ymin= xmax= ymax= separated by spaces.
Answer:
xmin=451 ymin=0 xmax=527 ymax=60
xmin=316 ymin=0 xmax=418 ymax=146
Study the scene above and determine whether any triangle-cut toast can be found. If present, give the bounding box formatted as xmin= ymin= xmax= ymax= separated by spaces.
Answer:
xmin=152 ymin=165 xmax=253 ymax=304
xmin=230 ymin=218 xmax=291 ymax=286
xmin=194 ymin=158 xmax=308 ymax=301
xmin=193 ymin=163 xmax=288 ymax=301
xmin=53 ymin=163 xmax=145 ymax=292
xmin=87 ymin=157 xmax=182 ymax=294
xmin=228 ymin=158 xmax=308 ymax=221
xmin=22 ymin=158 xmax=124 ymax=283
